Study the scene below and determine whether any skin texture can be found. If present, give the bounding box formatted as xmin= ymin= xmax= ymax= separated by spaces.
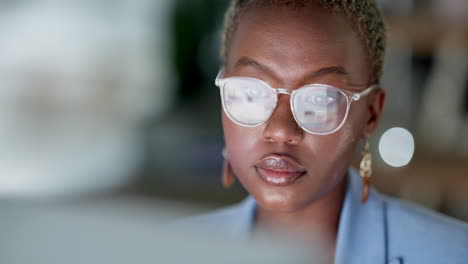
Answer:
xmin=221 ymin=4 xmax=385 ymax=261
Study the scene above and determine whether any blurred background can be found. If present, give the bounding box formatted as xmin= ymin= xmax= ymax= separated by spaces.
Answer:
xmin=0 ymin=0 xmax=467 ymax=260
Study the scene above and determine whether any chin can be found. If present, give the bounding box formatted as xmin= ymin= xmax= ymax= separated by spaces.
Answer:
xmin=252 ymin=188 xmax=322 ymax=213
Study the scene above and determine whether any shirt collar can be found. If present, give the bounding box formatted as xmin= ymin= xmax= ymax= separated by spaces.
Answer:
xmin=230 ymin=194 xmax=257 ymax=239
xmin=334 ymin=168 xmax=387 ymax=264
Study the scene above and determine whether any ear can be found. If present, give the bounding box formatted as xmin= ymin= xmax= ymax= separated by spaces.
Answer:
xmin=363 ymin=88 xmax=386 ymax=137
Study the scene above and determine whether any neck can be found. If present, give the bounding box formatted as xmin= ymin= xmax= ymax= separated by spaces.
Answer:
xmin=254 ymin=176 xmax=348 ymax=262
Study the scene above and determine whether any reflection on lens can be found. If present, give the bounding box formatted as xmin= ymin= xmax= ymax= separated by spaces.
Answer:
xmin=222 ymin=78 xmax=276 ymax=126
xmin=293 ymin=85 xmax=347 ymax=133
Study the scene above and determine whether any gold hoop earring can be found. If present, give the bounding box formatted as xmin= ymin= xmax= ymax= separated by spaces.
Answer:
xmin=359 ymin=139 xmax=372 ymax=204
xmin=222 ymin=148 xmax=235 ymax=188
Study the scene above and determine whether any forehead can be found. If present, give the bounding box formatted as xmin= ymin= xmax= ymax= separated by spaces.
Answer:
xmin=227 ymin=5 xmax=371 ymax=84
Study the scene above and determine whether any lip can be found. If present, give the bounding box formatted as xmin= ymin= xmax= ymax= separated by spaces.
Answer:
xmin=254 ymin=154 xmax=307 ymax=186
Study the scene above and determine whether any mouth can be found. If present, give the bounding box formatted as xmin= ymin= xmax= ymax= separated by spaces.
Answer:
xmin=254 ymin=154 xmax=307 ymax=186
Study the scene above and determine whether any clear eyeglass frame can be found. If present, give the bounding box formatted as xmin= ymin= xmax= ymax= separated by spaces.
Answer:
xmin=215 ymin=68 xmax=379 ymax=135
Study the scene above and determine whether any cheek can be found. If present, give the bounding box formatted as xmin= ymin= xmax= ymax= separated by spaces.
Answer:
xmin=301 ymin=107 xmax=365 ymax=175
xmin=322 ymin=104 xmax=368 ymax=165
xmin=222 ymin=112 xmax=260 ymax=165
xmin=346 ymin=101 xmax=369 ymax=137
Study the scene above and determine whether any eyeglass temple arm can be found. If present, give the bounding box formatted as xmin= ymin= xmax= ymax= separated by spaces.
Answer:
xmin=215 ymin=67 xmax=226 ymax=87
xmin=353 ymin=84 xmax=379 ymax=100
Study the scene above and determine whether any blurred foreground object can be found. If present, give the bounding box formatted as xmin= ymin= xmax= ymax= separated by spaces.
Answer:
xmin=0 ymin=0 xmax=173 ymax=197
xmin=0 ymin=198 xmax=311 ymax=264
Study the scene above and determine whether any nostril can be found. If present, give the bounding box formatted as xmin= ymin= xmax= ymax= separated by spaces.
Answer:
xmin=286 ymin=136 xmax=301 ymax=145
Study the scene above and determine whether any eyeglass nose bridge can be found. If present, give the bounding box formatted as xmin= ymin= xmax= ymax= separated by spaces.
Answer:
xmin=275 ymin=88 xmax=293 ymax=95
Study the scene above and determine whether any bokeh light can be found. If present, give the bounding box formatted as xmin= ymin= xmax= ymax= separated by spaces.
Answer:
xmin=379 ymin=127 xmax=415 ymax=167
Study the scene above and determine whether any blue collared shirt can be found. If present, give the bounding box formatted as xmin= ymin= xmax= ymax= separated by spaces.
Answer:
xmin=180 ymin=168 xmax=468 ymax=264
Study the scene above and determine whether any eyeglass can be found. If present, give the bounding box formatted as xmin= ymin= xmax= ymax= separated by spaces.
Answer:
xmin=215 ymin=68 xmax=379 ymax=135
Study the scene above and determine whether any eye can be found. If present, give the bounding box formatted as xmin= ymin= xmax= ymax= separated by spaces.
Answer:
xmin=224 ymin=78 xmax=272 ymax=104
xmin=242 ymin=84 xmax=263 ymax=102
xmin=306 ymin=93 xmax=337 ymax=107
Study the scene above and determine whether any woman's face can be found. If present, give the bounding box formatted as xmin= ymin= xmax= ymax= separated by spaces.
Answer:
xmin=222 ymin=5 xmax=385 ymax=212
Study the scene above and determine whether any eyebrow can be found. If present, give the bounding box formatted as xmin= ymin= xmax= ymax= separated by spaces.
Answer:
xmin=233 ymin=56 xmax=349 ymax=82
xmin=234 ymin=57 xmax=273 ymax=75
xmin=308 ymin=66 xmax=349 ymax=79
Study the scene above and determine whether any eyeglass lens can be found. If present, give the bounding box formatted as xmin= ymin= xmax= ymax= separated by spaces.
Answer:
xmin=221 ymin=78 xmax=349 ymax=133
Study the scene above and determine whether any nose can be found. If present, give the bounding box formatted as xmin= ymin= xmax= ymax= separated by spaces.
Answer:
xmin=263 ymin=95 xmax=304 ymax=145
